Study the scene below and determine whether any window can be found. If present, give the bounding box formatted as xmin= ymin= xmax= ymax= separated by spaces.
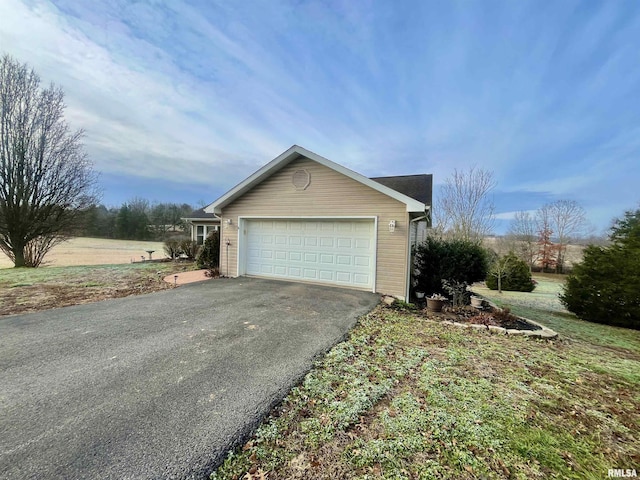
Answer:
xmin=196 ymin=225 xmax=205 ymax=245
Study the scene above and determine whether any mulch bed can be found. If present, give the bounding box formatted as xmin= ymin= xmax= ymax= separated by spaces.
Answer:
xmin=401 ymin=302 xmax=542 ymax=331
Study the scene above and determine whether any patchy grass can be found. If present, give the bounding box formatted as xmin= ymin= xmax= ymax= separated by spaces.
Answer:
xmin=0 ymin=237 xmax=169 ymax=268
xmin=210 ymin=295 xmax=640 ymax=479
xmin=0 ymin=262 xmax=196 ymax=316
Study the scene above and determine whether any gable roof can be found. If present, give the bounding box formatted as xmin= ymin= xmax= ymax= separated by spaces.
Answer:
xmin=182 ymin=208 xmax=220 ymax=221
xmin=371 ymin=175 xmax=432 ymax=206
xmin=205 ymin=145 xmax=429 ymax=214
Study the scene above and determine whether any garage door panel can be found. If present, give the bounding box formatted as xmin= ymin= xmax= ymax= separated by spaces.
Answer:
xmin=320 ymin=237 xmax=334 ymax=247
xmin=303 ymin=269 xmax=317 ymax=279
xmin=354 ymin=273 xmax=370 ymax=285
xmin=354 ymin=256 xmax=370 ymax=267
xmin=320 ymin=254 xmax=334 ymax=264
xmin=288 ymin=267 xmax=302 ymax=277
xmin=337 ymin=238 xmax=352 ymax=248
xmin=336 ymin=271 xmax=351 ymax=283
xmin=319 ymin=270 xmax=334 ymax=281
xmin=245 ymin=219 xmax=374 ymax=290
xmin=355 ymin=238 xmax=371 ymax=249
xmin=336 ymin=255 xmax=352 ymax=265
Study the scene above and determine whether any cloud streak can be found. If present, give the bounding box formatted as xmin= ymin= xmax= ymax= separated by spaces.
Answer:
xmin=1 ymin=0 xmax=639 ymax=231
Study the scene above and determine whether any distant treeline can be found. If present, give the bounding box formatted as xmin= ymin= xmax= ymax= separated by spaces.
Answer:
xmin=80 ymin=198 xmax=195 ymax=241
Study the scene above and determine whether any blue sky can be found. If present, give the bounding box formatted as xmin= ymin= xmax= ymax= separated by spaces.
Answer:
xmin=1 ymin=0 xmax=639 ymax=234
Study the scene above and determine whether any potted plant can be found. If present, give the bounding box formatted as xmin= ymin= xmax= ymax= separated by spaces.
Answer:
xmin=470 ymin=295 xmax=483 ymax=308
xmin=426 ymin=293 xmax=447 ymax=312
xmin=415 ymin=290 xmax=425 ymax=299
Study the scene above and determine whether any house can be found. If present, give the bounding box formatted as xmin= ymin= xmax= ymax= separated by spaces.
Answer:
xmin=204 ymin=145 xmax=432 ymax=299
xmin=182 ymin=208 xmax=220 ymax=245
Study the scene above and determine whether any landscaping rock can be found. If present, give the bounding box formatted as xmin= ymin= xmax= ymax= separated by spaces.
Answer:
xmin=506 ymin=329 xmax=525 ymax=336
xmin=488 ymin=325 xmax=507 ymax=334
xmin=382 ymin=295 xmax=396 ymax=305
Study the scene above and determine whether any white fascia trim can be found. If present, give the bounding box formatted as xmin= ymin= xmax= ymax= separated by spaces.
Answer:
xmin=205 ymin=145 xmax=427 ymax=214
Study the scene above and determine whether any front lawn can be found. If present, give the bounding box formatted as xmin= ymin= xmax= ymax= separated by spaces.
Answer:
xmin=210 ymin=279 xmax=640 ymax=479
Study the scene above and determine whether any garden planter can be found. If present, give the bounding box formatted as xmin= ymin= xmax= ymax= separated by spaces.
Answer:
xmin=470 ymin=296 xmax=483 ymax=308
xmin=426 ymin=298 xmax=446 ymax=312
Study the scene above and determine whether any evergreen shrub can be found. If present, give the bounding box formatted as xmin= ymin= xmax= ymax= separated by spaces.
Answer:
xmin=197 ymin=231 xmax=220 ymax=269
xmin=413 ymin=237 xmax=489 ymax=297
xmin=486 ymin=252 xmax=535 ymax=292
xmin=560 ymin=208 xmax=640 ymax=329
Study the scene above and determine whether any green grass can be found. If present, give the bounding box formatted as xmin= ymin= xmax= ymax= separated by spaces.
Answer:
xmin=210 ymin=282 xmax=640 ymax=479
xmin=475 ymin=276 xmax=639 ymax=351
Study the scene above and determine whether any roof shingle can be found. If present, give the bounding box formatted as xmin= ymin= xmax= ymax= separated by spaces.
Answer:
xmin=370 ymin=174 xmax=432 ymax=206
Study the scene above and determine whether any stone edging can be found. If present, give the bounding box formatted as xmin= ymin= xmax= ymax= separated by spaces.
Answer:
xmin=464 ymin=299 xmax=558 ymax=339
xmin=441 ymin=318 xmax=558 ymax=339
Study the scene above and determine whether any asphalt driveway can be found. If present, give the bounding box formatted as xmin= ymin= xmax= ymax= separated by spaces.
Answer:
xmin=0 ymin=277 xmax=379 ymax=479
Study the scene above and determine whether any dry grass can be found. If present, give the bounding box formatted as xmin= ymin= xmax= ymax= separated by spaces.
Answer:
xmin=0 ymin=237 xmax=168 ymax=269
xmin=0 ymin=235 xmax=202 ymax=317
xmin=0 ymin=262 xmax=197 ymax=317
xmin=2 ymin=261 xmax=203 ymax=316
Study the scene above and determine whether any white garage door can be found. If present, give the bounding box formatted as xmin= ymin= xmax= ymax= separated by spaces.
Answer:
xmin=244 ymin=219 xmax=376 ymax=290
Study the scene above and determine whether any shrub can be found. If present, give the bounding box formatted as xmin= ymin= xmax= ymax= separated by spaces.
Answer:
xmin=197 ymin=231 xmax=220 ymax=269
xmin=486 ymin=252 xmax=535 ymax=292
xmin=164 ymin=239 xmax=181 ymax=259
xmin=560 ymin=208 xmax=640 ymax=330
xmin=179 ymin=239 xmax=200 ymax=260
xmin=412 ymin=236 xmax=489 ymax=296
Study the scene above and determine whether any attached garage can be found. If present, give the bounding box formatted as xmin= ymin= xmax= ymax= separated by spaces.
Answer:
xmin=205 ymin=145 xmax=432 ymax=299
xmin=243 ymin=218 xmax=376 ymax=290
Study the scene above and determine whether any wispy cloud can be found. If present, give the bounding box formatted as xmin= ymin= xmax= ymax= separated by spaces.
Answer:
xmin=1 ymin=0 xmax=639 ymax=231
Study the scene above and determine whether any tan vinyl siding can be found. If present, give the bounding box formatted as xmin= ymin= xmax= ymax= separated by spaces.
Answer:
xmin=219 ymin=158 xmax=410 ymax=298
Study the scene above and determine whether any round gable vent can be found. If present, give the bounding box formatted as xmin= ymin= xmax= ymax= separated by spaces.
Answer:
xmin=292 ymin=169 xmax=311 ymax=190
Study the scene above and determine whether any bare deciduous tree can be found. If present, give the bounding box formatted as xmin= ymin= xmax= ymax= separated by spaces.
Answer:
xmin=435 ymin=167 xmax=496 ymax=243
xmin=507 ymin=210 xmax=537 ymax=270
xmin=538 ymin=200 xmax=588 ymax=273
xmin=0 ymin=54 xmax=99 ymax=267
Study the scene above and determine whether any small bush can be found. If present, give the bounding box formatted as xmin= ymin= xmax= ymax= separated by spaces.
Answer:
xmin=163 ymin=239 xmax=181 ymax=259
xmin=180 ymin=239 xmax=200 ymax=260
xmin=197 ymin=231 xmax=220 ymax=269
xmin=412 ymin=236 xmax=489 ymax=297
xmin=204 ymin=267 xmax=220 ymax=278
xmin=486 ymin=252 xmax=535 ymax=292
xmin=389 ymin=299 xmax=418 ymax=311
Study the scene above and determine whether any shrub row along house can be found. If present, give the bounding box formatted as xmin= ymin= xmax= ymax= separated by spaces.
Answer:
xmin=196 ymin=145 xmax=432 ymax=300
